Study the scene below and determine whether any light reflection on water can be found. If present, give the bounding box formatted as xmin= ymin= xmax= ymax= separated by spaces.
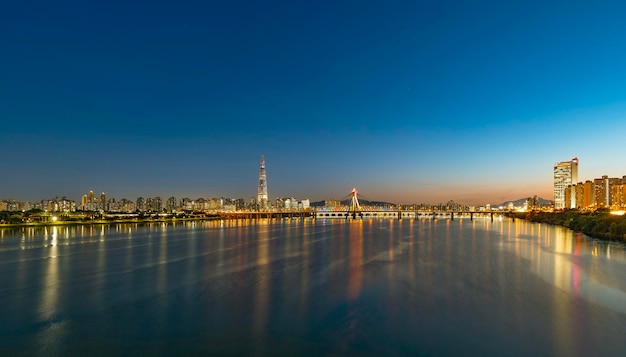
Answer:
xmin=0 ymin=218 xmax=625 ymax=356
xmin=502 ymin=220 xmax=626 ymax=315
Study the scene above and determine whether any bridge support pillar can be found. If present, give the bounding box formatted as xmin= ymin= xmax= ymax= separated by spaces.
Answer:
xmin=490 ymin=212 xmax=494 ymax=222
xmin=451 ymin=212 xmax=454 ymax=220
xmin=470 ymin=212 xmax=473 ymax=221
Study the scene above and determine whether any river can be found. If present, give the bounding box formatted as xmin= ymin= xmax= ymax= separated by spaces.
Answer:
xmin=1 ymin=218 xmax=625 ymax=356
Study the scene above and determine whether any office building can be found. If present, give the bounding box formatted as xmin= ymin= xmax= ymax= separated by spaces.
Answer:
xmin=554 ymin=158 xmax=578 ymax=209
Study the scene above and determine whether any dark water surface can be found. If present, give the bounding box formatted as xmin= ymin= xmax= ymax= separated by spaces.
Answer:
xmin=1 ymin=218 xmax=626 ymax=356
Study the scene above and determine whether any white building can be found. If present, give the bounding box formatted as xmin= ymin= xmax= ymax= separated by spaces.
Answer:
xmin=554 ymin=157 xmax=578 ymax=209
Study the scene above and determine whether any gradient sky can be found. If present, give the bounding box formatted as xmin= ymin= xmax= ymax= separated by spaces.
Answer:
xmin=2 ymin=1 xmax=626 ymax=205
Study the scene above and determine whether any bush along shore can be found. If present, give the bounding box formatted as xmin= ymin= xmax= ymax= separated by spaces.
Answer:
xmin=510 ymin=209 xmax=626 ymax=243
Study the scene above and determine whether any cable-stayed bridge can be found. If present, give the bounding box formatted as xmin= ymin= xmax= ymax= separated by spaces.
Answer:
xmin=219 ymin=188 xmax=512 ymax=222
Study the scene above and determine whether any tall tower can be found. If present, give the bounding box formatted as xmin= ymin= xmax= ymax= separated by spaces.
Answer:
xmin=257 ymin=155 xmax=268 ymax=209
xmin=554 ymin=157 xmax=578 ymax=209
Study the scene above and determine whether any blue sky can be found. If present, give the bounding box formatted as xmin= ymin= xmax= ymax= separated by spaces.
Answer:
xmin=2 ymin=1 xmax=626 ymax=205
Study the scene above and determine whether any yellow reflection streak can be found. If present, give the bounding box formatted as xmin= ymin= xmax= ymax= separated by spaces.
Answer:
xmin=299 ymin=220 xmax=310 ymax=320
xmin=253 ymin=223 xmax=270 ymax=354
xmin=388 ymin=219 xmax=394 ymax=262
xmin=38 ymin=227 xmax=60 ymax=320
xmin=347 ymin=221 xmax=363 ymax=300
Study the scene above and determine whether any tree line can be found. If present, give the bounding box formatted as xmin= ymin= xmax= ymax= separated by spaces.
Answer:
xmin=511 ymin=209 xmax=626 ymax=242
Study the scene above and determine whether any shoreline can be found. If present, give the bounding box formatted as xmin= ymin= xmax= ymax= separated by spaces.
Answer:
xmin=5 ymin=212 xmax=625 ymax=245
xmin=0 ymin=216 xmax=222 ymax=228
xmin=510 ymin=210 xmax=626 ymax=243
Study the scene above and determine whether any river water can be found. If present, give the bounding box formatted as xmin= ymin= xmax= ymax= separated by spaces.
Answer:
xmin=1 ymin=218 xmax=625 ymax=356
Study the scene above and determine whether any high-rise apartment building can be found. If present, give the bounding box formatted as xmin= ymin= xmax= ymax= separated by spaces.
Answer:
xmin=610 ymin=178 xmax=626 ymax=209
xmin=100 ymin=192 xmax=106 ymax=211
xmin=607 ymin=177 xmax=622 ymax=208
xmin=257 ymin=155 xmax=268 ymax=209
xmin=564 ymin=187 xmax=573 ymax=210
xmin=594 ymin=176 xmax=608 ymax=208
xmin=166 ymin=197 xmax=177 ymax=212
xmin=565 ymin=176 xmax=626 ymax=210
xmin=583 ymin=180 xmax=594 ymax=208
xmin=554 ymin=158 xmax=578 ymax=209
xmin=575 ymin=183 xmax=585 ymax=209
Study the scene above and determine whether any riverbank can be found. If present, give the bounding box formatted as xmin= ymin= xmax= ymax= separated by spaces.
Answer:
xmin=0 ymin=215 xmax=221 ymax=228
xmin=510 ymin=210 xmax=626 ymax=243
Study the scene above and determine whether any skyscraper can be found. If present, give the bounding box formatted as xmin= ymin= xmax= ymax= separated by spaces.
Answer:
xmin=257 ymin=155 xmax=268 ymax=209
xmin=554 ymin=157 xmax=578 ymax=209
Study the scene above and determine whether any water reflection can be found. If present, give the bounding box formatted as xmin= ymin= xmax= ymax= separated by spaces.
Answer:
xmin=38 ymin=227 xmax=59 ymax=319
xmin=500 ymin=219 xmax=626 ymax=315
xmin=1 ymin=218 xmax=626 ymax=356
xmin=37 ymin=226 xmax=63 ymax=351
xmin=299 ymin=218 xmax=310 ymax=322
xmin=347 ymin=221 xmax=363 ymax=300
xmin=253 ymin=220 xmax=270 ymax=355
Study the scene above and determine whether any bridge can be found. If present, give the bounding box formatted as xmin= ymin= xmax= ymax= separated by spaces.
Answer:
xmin=313 ymin=188 xmax=509 ymax=221
xmin=314 ymin=210 xmax=507 ymax=221
xmin=217 ymin=189 xmax=512 ymax=222
xmin=217 ymin=210 xmax=508 ymax=221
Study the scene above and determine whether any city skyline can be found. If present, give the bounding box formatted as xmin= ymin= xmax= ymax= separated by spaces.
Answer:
xmin=3 ymin=1 xmax=626 ymax=204
xmin=4 ymin=154 xmax=626 ymax=209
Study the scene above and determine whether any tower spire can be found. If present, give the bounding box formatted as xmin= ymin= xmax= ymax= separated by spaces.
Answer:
xmin=257 ymin=155 xmax=268 ymax=209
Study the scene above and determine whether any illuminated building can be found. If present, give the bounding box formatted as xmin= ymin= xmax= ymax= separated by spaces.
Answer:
xmin=136 ymin=197 xmax=145 ymax=212
xmin=151 ymin=196 xmax=163 ymax=212
xmin=607 ymin=177 xmax=622 ymax=208
xmin=325 ymin=200 xmax=341 ymax=208
xmin=257 ymin=155 xmax=268 ymax=209
xmin=101 ymin=192 xmax=106 ymax=211
xmin=611 ymin=179 xmax=626 ymax=210
xmin=583 ymin=180 xmax=594 ymax=209
xmin=593 ymin=176 xmax=622 ymax=209
xmin=554 ymin=158 xmax=578 ymax=209
xmin=166 ymin=197 xmax=177 ymax=212
xmin=575 ymin=182 xmax=585 ymax=209
xmin=564 ymin=188 xmax=572 ymax=210
xmin=301 ymin=199 xmax=310 ymax=209
xmin=594 ymin=176 xmax=608 ymax=208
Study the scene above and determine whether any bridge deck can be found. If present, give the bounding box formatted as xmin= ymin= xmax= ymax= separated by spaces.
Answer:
xmin=218 ymin=211 xmax=512 ymax=221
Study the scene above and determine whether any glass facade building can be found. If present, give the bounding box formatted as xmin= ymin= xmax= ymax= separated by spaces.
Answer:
xmin=554 ymin=158 xmax=578 ymax=209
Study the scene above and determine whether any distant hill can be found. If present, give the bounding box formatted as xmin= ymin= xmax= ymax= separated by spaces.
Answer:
xmin=312 ymin=197 xmax=552 ymax=208
xmin=493 ymin=197 xmax=550 ymax=207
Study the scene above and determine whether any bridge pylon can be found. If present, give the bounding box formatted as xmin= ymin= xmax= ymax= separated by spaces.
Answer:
xmin=350 ymin=188 xmax=361 ymax=212
xmin=348 ymin=188 xmax=363 ymax=219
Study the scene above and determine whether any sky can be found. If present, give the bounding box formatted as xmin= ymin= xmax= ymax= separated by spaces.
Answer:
xmin=2 ymin=0 xmax=626 ymax=205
